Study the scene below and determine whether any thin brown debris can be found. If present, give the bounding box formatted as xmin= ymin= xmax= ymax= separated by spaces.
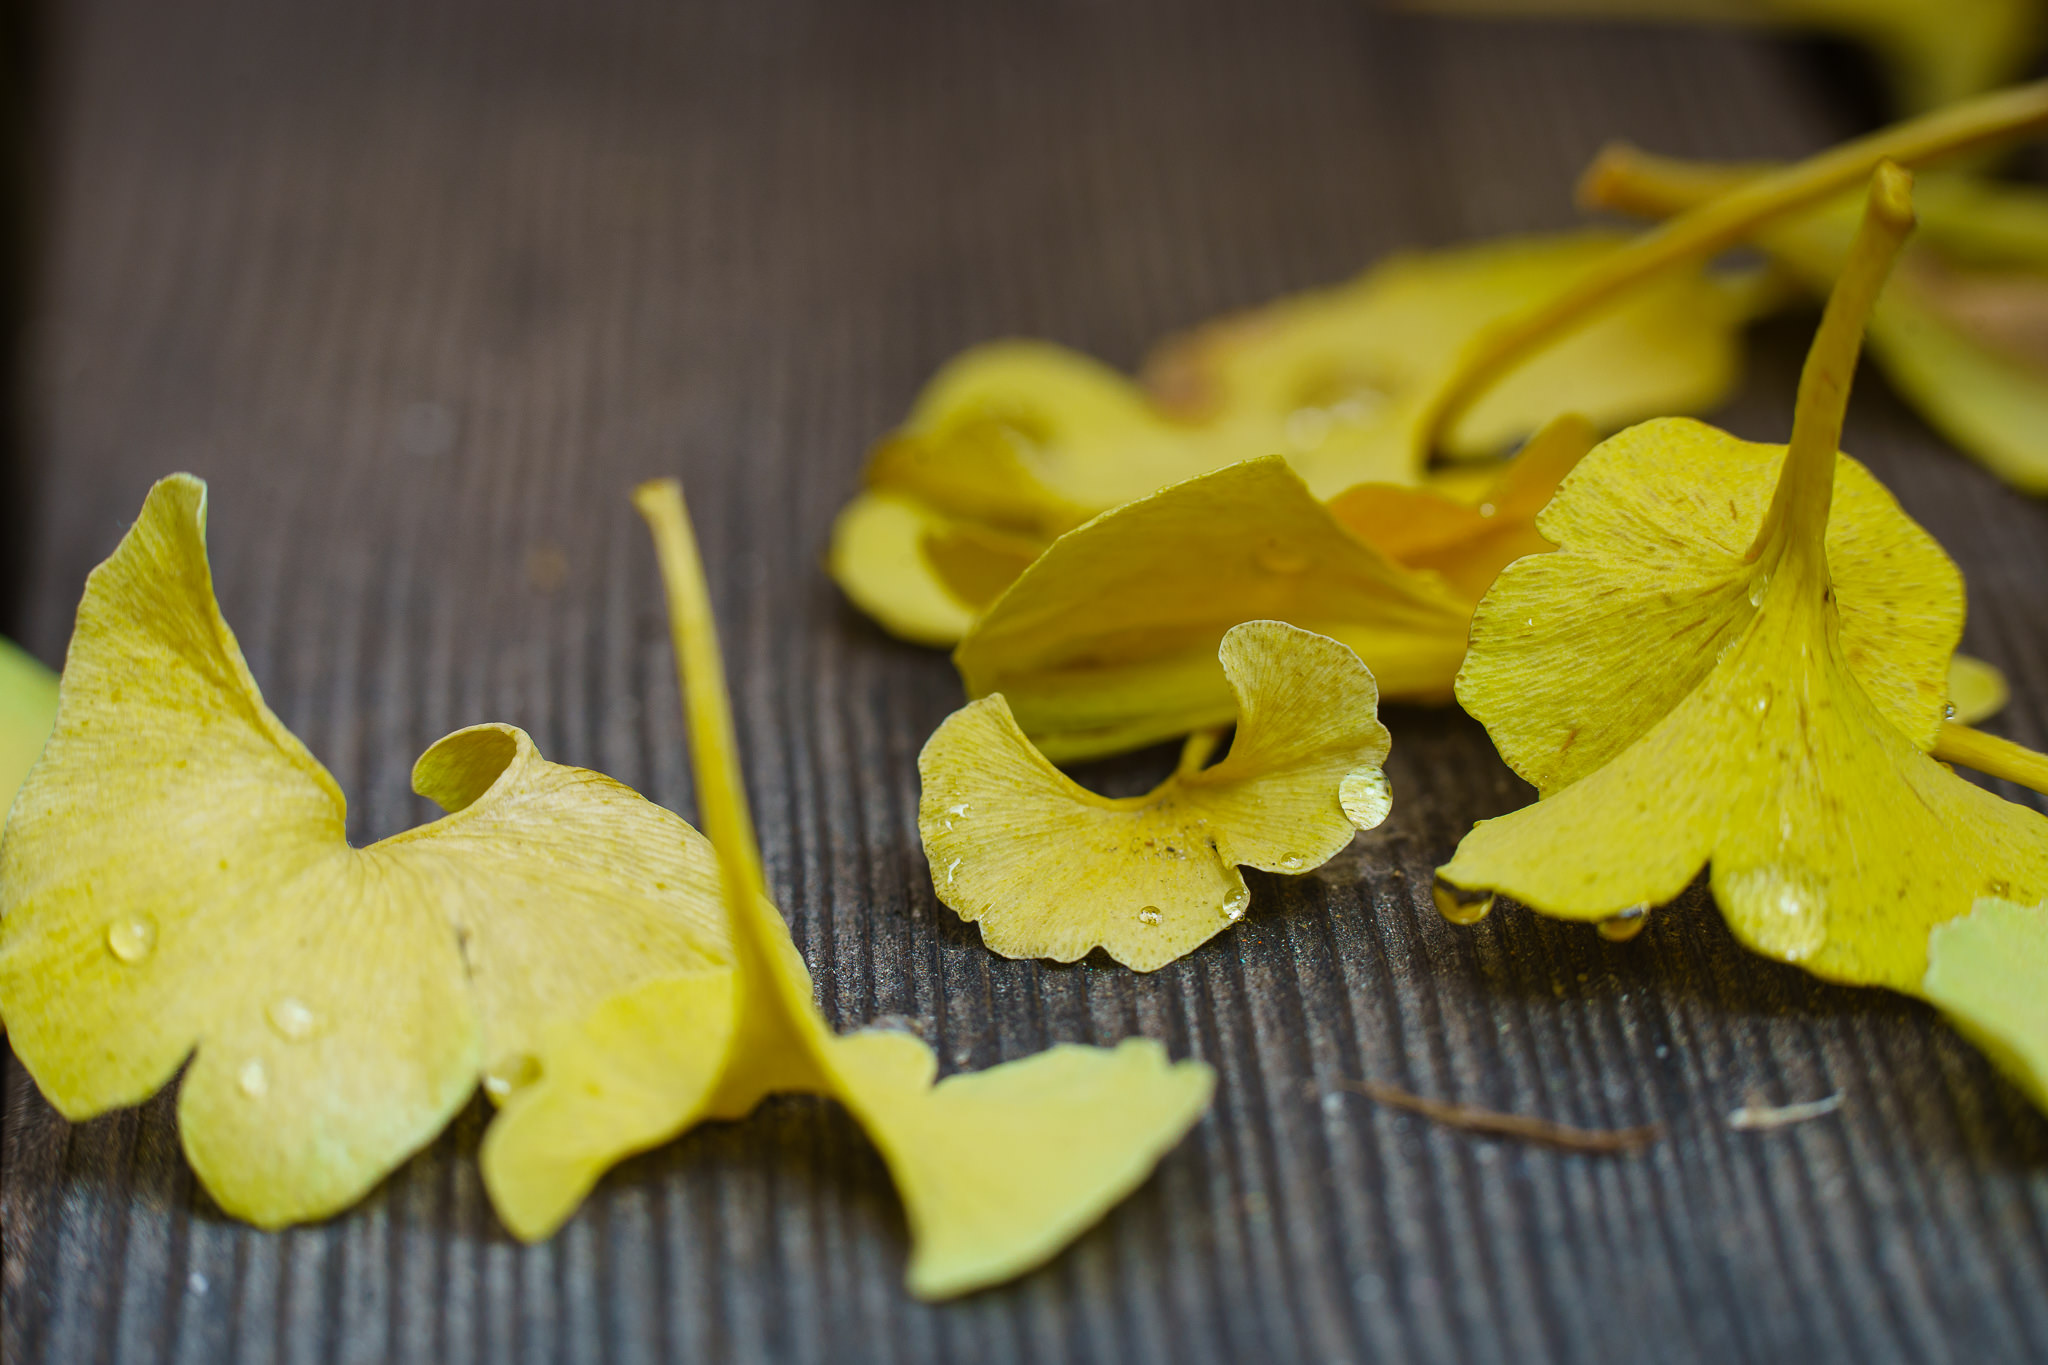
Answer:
xmin=1337 ymin=1079 xmax=1663 ymax=1154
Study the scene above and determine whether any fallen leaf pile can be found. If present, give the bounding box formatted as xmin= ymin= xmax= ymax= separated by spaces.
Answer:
xmin=6 ymin=59 xmax=2048 ymax=1304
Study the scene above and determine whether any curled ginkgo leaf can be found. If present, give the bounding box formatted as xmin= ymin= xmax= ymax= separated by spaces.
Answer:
xmin=484 ymin=480 xmax=1216 ymax=1300
xmin=953 ymin=416 xmax=1593 ymax=763
xmin=1437 ymin=164 xmax=2048 ymax=992
xmin=0 ymin=475 xmax=734 ymax=1228
xmin=920 ymin=620 xmax=1391 ymax=971
xmin=1924 ymin=898 xmax=2048 ymax=1111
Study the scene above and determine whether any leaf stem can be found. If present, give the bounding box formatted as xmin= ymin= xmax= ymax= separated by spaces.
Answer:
xmin=634 ymin=479 xmax=769 ymax=910
xmin=1933 ymin=721 xmax=2048 ymax=797
xmin=1751 ymin=164 xmax=1916 ymax=567
xmin=1418 ymin=79 xmax=2048 ymax=462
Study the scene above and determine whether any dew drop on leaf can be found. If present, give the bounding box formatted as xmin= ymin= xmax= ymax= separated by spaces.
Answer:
xmin=267 ymin=997 xmax=316 ymax=1042
xmin=105 ymin=917 xmax=156 ymax=964
xmin=484 ymin=1052 xmax=543 ymax=1099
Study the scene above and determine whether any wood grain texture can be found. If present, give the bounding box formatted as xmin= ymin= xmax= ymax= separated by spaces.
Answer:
xmin=5 ymin=2 xmax=2048 ymax=1361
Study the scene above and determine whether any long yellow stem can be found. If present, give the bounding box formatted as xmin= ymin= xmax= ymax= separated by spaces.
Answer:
xmin=1419 ymin=79 xmax=2048 ymax=460
xmin=1934 ymin=722 xmax=2048 ymax=797
xmin=1752 ymin=163 xmax=1916 ymax=565
xmin=1576 ymin=146 xmax=1762 ymax=219
xmin=636 ymin=478 xmax=826 ymax=1090
xmin=633 ymin=479 xmax=769 ymax=909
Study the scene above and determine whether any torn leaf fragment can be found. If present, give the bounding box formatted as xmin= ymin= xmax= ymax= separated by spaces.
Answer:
xmin=921 ymin=620 xmax=1391 ymax=971
xmin=0 ymin=475 xmax=734 ymax=1228
xmin=0 ymin=637 xmax=56 ymax=821
xmin=1438 ymin=165 xmax=2048 ymax=992
xmin=1923 ymin=898 xmax=2048 ymax=1112
xmin=1948 ymin=653 xmax=2010 ymax=726
xmin=518 ymin=479 xmax=1216 ymax=1299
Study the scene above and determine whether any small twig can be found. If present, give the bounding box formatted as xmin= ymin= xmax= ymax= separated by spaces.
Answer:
xmin=1337 ymin=1080 xmax=1663 ymax=1154
xmin=1727 ymin=1093 xmax=1843 ymax=1131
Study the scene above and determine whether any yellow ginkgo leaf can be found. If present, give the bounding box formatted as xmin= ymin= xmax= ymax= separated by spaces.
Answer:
xmin=829 ymin=233 xmax=1756 ymax=645
xmin=487 ymin=480 xmax=1215 ymax=1300
xmin=1923 ymin=898 xmax=2048 ymax=1111
xmin=1583 ymin=148 xmax=2048 ymax=494
xmin=952 ymin=457 xmax=1465 ymax=762
xmin=1437 ymin=164 xmax=2048 ymax=992
xmin=1141 ymin=231 xmax=1750 ymax=470
xmin=953 ymin=417 xmax=1592 ymax=764
xmin=919 ymin=620 xmax=1390 ymax=971
xmin=0 ymin=636 xmax=57 ymax=819
xmin=1402 ymin=0 xmax=2041 ymax=114
xmin=0 ymin=474 xmax=735 ymax=1228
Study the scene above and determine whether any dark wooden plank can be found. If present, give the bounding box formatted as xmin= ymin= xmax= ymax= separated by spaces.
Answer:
xmin=4 ymin=1 xmax=2047 ymax=1361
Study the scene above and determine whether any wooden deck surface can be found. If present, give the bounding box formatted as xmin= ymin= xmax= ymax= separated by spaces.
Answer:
xmin=6 ymin=2 xmax=2048 ymax=1361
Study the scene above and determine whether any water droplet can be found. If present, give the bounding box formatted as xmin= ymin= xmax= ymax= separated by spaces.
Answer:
xmin=267 ymin=997 xmax=316 ymax=1041
xmin=947 ymin=803 xmax=971 ymax=818
xmin=1748 ymin=573 xmax=1771 ymax=607
xmin=1987 ymin=879 xmax=2013 ymax=898
xmin=1477 ymin=502 xmax=1497 ymax=518
xmin=945 ymin=857 xmax=960 ymax=886
xmin=1597 ymin=905 xmax=1650 ymax=942
xmin=1223 ymin=887 xmax=1250 ymax=922
xmin=1254 ymin=540 xmax=1312 ymax=575
xmin=1723 ymin=866 xmax=1826 ymax=961
xmin=1524 ymin=617 xmax=1535 ymax=629
xmin=238 ymin=1060 xmax=268 ymax=1098
xmin=1432 ymin=877 xmax=1494 ymax=926
xmin=1277 ymin=853 xmax=1309 ymax=872
xmin=1944 ymin=702 xmax=1958 ymax=720
xmin=1136 ymin=906 xmax=1164 ymax=927
xmin=1341 ymin=768 xmax=1392 ymax=830
xmin=1752 ymin=694 xmax=1769 ymax=715
xmin=484 ymin=1052 xmax=542 ymax=1099
xmin=106 ymin=917 xmax=157 ymax=964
